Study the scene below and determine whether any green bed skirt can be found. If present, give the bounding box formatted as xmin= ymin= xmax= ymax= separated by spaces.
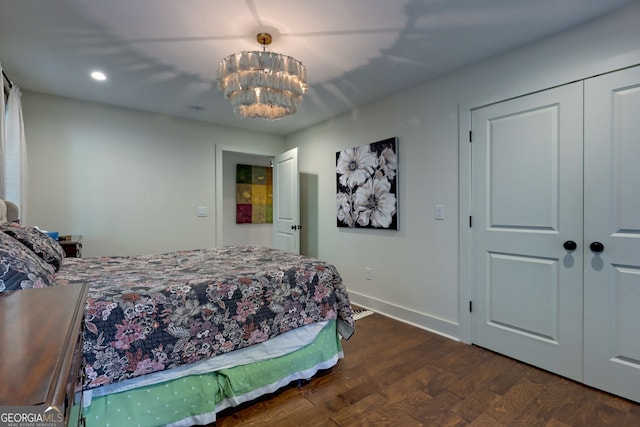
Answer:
xmin=73 ymin=320 xmax=342 ymax=427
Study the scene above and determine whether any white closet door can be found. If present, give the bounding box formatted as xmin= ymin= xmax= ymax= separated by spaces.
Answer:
xmin=584 ymin=66 xmax=640 ymax=402
xmin=471 ymin=82 xmax=584 ymax=380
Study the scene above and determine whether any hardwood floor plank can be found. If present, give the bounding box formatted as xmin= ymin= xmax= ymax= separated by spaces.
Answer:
xmin=329 ymin=392 xmax=389 ymax=426
xmin=407 ymin=391 xmax=465 ymax=425
xmin=466 ymin=413 xmax=508 ymax=426
xmin=450 ymin=389 xmax=502 ymax=422
xmin=511 ymin=397 xmax=561 ymax=426
xmin=482 ymin=379 xmax=545 ymax=424
xmin=413 ymin=364 xmax=462 ymax=398
xmin=545 ymin=420 xmax=573 ymax=427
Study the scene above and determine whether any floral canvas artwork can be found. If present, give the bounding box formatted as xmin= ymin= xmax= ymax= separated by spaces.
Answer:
xmin=336 ymin=137 xmax=398 ymax=229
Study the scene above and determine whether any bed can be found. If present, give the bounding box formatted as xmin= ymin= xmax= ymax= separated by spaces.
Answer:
xmin=0 ymin=202 xmax=354 ymax=427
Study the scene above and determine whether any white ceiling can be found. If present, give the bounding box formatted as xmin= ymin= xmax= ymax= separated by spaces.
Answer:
xmin=1 ymin=0 xmax=636 ymax=136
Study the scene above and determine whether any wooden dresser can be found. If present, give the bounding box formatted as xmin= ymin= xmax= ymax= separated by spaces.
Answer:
xmin=0 ymin=283 xmax=89 ymax=426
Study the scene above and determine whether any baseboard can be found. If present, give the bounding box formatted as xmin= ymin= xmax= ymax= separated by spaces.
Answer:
xmin=348 ymin=290 xmax=461 ymax=342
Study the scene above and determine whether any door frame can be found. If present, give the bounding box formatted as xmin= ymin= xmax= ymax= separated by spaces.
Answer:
xmin=214 ymin=144 xmax=278 ymax=247
xmin=458 ymin=106 xmax=473 ymax=344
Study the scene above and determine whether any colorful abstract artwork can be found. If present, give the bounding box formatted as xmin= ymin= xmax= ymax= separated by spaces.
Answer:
xmin=336 ymin=137 xmax=398 ymax=229
xmin=236 ymin=164 xmax=273 ymax=224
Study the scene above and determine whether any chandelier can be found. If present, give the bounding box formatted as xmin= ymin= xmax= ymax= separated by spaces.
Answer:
xmin=217 ymin=33 xmax=308 ymax=120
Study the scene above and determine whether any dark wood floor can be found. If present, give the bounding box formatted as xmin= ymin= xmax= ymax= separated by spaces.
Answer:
xmin=215 ymin=312 xmax=640 ymax=426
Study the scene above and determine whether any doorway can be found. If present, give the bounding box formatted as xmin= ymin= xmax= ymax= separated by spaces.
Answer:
xmin=215 ymin=145 xmax=300 ymax=253
xmin=220 ymin=151 xmax=274 ymax=247
xmin=215 ymin=145 xmax=276 ymax=248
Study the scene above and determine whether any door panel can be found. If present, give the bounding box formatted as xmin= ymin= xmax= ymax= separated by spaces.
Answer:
xmin=471 ymin=82 xmax=584 ymax=381
xmin=488 ymin=253 xmax=559 ymax=342
xmin=584 ymin=66 xmax=640 ymax=402
xmin=273 ymin=147 xmax=300 ymax=254
xmin=489 ymin=106 xmax=559 ymax=230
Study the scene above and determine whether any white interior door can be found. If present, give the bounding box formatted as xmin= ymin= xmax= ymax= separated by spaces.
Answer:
xmin=584 ymin=66 xmax=640 ymax=402
xmin=272 ymin=147 xmax=300 ymax=254
xmin=471 ymin=82 xmax=584 ymax=380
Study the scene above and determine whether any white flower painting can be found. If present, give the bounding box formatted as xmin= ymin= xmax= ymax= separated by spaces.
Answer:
xmin=336 ymin=138 xmax=398 ymax=229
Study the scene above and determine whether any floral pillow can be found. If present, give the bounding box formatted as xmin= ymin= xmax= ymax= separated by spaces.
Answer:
xmin=0 ymin=232 xmax=56 ymax=293
xmin=0 ymin=223 xmax=66 ymax=271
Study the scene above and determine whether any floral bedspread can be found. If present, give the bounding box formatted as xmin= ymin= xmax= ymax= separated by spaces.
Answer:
xmin=54 ymin=246 xmax=354 ymax=390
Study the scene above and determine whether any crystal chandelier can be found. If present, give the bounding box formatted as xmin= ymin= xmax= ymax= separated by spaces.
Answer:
xmin=217 ymin=33 xmax=308 ymax=120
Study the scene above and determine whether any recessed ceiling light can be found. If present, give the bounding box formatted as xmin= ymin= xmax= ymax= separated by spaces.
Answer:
xmin=90 ymin=70 xmax=107 ymax=81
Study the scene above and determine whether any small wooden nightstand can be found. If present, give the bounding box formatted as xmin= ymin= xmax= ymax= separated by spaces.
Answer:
xmin=59 ymin=236 xmax=83 ymax=258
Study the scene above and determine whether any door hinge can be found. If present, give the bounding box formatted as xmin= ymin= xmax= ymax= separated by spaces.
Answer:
xmin=469 ymin=130 xmax=472 ymax=142
xmin=469 ymin=301 xmax=473 ymax=312
xmin=469 ymin=216 xmax=472 ymax=228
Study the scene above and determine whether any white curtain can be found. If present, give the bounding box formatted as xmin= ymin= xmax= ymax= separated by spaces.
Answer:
xmin=5 ymin=86 xmax=27 ymax=223
xmin=0 ymin=62 xmax=6 ymax=200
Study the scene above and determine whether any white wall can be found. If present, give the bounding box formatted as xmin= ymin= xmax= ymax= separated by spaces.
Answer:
xmin=23 ymin=92 xmax=284 ymax=257
xmin=222 ymin=151 xmax=273 ymax=247
xmin=285 ymin=3 xmax=640 ymax=340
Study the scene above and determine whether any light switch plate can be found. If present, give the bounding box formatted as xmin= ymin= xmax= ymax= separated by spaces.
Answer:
xmin=197 ymin=206 xmax=208 ymax=217
xmin=435 ymin=205 xmax=445 ymax=220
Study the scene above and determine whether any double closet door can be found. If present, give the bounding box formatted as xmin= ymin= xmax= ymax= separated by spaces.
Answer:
xmin=470 ymin=66 xmax=640 ymax=402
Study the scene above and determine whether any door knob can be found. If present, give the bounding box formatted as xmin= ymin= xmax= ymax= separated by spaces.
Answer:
xmin=563 ymin=240 xmax=577 ymax=251
xmin=590 ymin=241 xmax=604 ymax=253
